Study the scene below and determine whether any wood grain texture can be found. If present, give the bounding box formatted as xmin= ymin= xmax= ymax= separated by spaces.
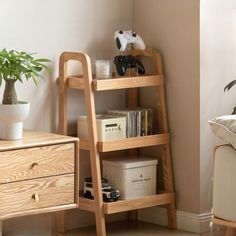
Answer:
xmin=58 ymin=48 xmax=176 ymax=235
xmin=67 ymin=75 xmax=164 ymax=91
xmin=92 ymin=75 xmax=164 ymax=91
xmin=58 ymin=52 xmax=106 ymax=235
xmin=79 ymin=134 xmax=170 ymax=151
xmin=0 ymin=174 xmax=74 ymax=219
xmin=82 ymin=52 xmax=106 ymax=236
xmin=0 ymin=130 xmax=79 ymax=234
xmin=0 ymin=130 xmax=78 ymax=152
xmin=130 ymin=48 xmax=176 ymax=229
xmin=0 ymin=143 xmax=74 ymax=184
xmin=58 ymin=52 xmax=69 ymax=135
xmin=98 ymin=133 xmax=170 ymax=152
xmin=131 ymin=47 xmax=163 ymax=75
xmin=126 ymin=63 xmax=139 ymax=220
xmin=68 ymin=76 xmax=85 ymax=90
xmin=78 ymin=193 xmax=174 ymax=215
xmin=79 ymin=196 xmax=95 ymax=212
xmin=103 ymin=193 xmax=174 ymax=214
xmin=2 ymin=203 xmax=77 ymax=221
xmin=213 ymin=217 xmax=236 ymax=229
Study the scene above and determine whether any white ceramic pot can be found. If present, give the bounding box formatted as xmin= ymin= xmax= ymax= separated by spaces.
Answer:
xmin=0 ymin=102 xmax=30 ymax=140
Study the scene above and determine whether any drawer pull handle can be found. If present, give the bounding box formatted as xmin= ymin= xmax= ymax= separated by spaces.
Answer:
xmin=32 ymin=193 xmax=40 ymax=202
xmin=31 ymin=162 xmax=39 ymax=169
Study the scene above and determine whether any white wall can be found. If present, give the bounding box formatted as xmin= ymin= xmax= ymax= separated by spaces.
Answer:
xmin=0 ymin=0 xmax=134 ymax=234
xmin=134 ymin=0 xmax=236 ymax=220
xmin=134 ymin=0 xmax=200 ymax=213
xmin=0 ymin=0 xmax=133 ymax=132
xmin=200 ymin=0 xmax=236 ymax=213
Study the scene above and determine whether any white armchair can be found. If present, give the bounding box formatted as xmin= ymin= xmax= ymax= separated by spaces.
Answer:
xmin=209 ymin=115 xmax=236 ymax=236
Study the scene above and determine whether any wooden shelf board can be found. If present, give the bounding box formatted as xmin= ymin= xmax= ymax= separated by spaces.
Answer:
xmin=79 ymin=193 xmax=174 ymax=215
xmin=104 ymin=193 xmax=174 ymax=214
xmin=98 ymin=133 xmax=169 ymax=152
xmin=79 ymin=134 xmax=169 ymax=152
xmin=79 ymin=197 xmax=95 ymax=212
xmin=93 ymin=75 xmax=164 ymax=91
xmin=79 ymin=138 xmax=91 ymax=150
xmin=67 ymin=76 xmax=85 ymax=90
xmin=0 ymin=130 xmax=78 ymax=152
xmin=1 ymin=203 xmax=77 ymax=220
xmin=67 ymin=75 xmax=164 ymax=91
xmin=212 ymin=217 xmax=236 ymax=228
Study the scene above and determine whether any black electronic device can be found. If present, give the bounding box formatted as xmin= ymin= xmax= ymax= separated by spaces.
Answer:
xmin=114 ymin=55 xmax=145 ymax=76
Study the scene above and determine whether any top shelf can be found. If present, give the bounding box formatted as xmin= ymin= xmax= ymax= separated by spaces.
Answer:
xmin=67 ymin=75 xmax=164 ymax=91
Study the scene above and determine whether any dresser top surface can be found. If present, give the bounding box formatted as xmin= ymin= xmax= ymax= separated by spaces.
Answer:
xmin=0 ymin=130 xmax=79 ymax=151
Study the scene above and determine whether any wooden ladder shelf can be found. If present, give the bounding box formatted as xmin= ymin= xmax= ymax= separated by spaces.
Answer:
xmin=57 ymin=47 xmax=176 ymax=235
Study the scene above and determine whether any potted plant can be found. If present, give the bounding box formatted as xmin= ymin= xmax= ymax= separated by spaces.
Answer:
xmin=0 ymin=49 xmax=51 ymax=140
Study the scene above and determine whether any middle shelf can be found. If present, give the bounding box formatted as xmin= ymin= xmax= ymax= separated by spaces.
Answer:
xmin=79 ymin=133 xmax=170 ymax=152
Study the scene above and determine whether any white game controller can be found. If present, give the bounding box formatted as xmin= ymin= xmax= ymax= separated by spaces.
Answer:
xmin=114 ymin=30 xmax=146 ymax=51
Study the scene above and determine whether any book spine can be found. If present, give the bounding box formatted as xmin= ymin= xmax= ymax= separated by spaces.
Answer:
xmin=107 ymin=108 xmax=153 ymax=137
xmin=145 ymin=109 xmax=148 ymax=136
xmin=136 ymin=110 xmax=141 ymax=137
xmin=147 ymin=108 xmax=153 ymax=135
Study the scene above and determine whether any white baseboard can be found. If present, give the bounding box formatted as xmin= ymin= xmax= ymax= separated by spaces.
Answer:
xmin=138 ymin=207 xmax=213 ymax=233
xmin=66 ymin=207 xmax=213 ymax=233
xmin=177 ymin=210 xmax=212 ymax=233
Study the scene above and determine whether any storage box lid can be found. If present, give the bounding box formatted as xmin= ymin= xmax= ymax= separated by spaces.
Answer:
xmin=78 ymin=114 xmax=126 ymax=121
xmin=102 ymin=156 xmax=158 ymax=169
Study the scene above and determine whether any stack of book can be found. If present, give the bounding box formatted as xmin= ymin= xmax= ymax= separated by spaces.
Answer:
xmin=107 ymin=108 xmax=153 ymax=138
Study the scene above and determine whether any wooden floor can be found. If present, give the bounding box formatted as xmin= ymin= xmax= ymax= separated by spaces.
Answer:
xmin=54 ymin=221 xmax=225 ymax=236
xmin=4 ymin=218 xmax=226 ymax=236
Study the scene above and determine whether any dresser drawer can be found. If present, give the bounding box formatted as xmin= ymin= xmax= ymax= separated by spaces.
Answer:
xmin=0 ymin=174 xmax=74 ymax=218
xmin=0 ymin=143 xmax=75 ymax=184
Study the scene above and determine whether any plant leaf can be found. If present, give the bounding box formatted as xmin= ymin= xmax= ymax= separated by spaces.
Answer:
xmin=224 ymin=80 xmax=236 ymax=92
xmin=33 ymin=66 xmax=43 ymax=72
xmin=0 ymin=49 xmax=51 ymax=93
xmin=34 ymin=58 xmax=51 ymax=62
xmin=232 ymin=107 xmax=236 ymax=115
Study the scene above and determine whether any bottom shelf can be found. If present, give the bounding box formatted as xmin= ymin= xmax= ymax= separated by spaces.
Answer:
xmin=79 ymin=192 xmax=174 ymax=214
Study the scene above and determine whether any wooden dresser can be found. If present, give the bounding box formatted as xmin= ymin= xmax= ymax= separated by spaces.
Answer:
xmin=0 ymin=130 xmax=79 ymax=235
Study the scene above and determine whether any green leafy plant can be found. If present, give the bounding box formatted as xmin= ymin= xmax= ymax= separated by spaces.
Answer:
xmin=224 ymin=80 xmax=236 ymax=114
xmin=0 ymin=49 xmax=51 ymax=105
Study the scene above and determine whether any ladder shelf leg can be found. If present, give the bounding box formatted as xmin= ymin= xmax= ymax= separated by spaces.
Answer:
xmin=83 ymin=55 xmax=106 ymax=236
xmin=156 ymin=75 xmax=176 ymax=228
xmin=159 ymin=120 xmax=176 ymax=228
xmin=56 ymin=55 xmax=69 ymax=233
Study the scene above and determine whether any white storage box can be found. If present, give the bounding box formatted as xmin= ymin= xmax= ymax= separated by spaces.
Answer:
xmin=77 ymin=114 xmax=126 ymax=141
xmin=102 ymin=156 xmax=158 ymax=199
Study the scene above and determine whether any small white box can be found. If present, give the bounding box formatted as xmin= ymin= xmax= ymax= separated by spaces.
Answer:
xmin=95 ymin=60 xmax=112 ymax=79
xmin=102 ymin=156 xmax=158 ymax=199
xmin=77 ymin=114 xmax=126 ymax=141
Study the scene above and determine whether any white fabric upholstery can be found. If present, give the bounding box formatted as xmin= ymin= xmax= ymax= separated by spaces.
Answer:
xmin=209 ymin=115 xmax=236 ymax=149
xmin=213 ymin=145 xmax=236 ymax=222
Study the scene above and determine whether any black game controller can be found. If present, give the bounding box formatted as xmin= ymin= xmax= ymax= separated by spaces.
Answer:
xmin=114 ymin=55 xmax=145 ymax=76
